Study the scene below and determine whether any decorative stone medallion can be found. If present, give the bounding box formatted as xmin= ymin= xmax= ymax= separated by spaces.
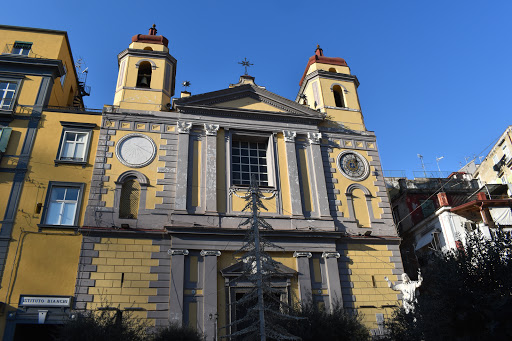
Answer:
xmin=336 ymin=150 xmax=370 ymax=181
xmin=115 ymin=133 xmax=156 ymax=168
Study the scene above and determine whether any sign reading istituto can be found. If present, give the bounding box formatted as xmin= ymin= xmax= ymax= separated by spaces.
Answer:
xmin=19 ymin=296 xmax=72 ymax=308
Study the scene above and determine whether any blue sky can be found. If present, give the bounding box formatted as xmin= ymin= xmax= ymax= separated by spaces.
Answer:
xmin=4 ymin=0 xmax=512 ymax=177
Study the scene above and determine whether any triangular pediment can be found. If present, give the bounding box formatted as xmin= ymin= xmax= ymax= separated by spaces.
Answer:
xmin=173 ymin=84 xmax=323 ymax=121
xmin=212 ymin=97 xmax=285 ymax=112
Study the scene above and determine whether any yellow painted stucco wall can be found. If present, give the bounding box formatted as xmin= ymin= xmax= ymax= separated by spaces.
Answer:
xmin=102 ymin=128 xmax=165 ymax=209
xmin=302 ymin=61 xmax=365 ymax=131
xmin=15 ymin=76 xmax=41 ymax=108
xmin=307 ymin=62 xmax=351 ymax=76
xmin=48 ymin=37 xmax=80 ymax=107
xmin=276 ymin=133 xmax=292 ymax=216
xmin=113 ymin=54 xmax=170 ymax=111
xmin=344 ymin=242 xmax=400 ymax=329
xmin=0 ymin=174 xmax=14 ymax=215
xmin=328 ymin=147 xmax=383 ymax=226
xmin=1 ymin=232 xmax=82 ymax=307
xmin=129 ymin=42 xmax=168 ymax=52
xmin=0 ymin=29 xmax=65 ymax=60
xmin=0 ymin=27 xmax=80 ymax=108
xmin=88 ymin=237 xmax=159 ymax=322
xmin=231 ymin=191 xmax=278 ymax=213
xmin=213 ymin=98 xmax=285 ymax=112
xmin=0 ymin=119 xmax=29 ymax=170
xmin=23 ymin=111 xmax=101 ymax=225
xmin=191 ymin=140 xmax=201 ymax=207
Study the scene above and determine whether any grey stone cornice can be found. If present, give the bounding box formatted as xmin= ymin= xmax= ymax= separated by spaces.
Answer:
xmin=166 ymin=226 xmax=343 ymax=239
xmin=318 ymin=126 xmax=375 ymax=137
xmin=295 ymin=70 xmax=360 ymax=102
xmin=117 ymin=48 xmax=177 ymax=65
xmin=0 ymin=55 xmax=64 ymax=78
xmin=174 ymin=84 xmax=324 ymax=120
xmin=176 ymin=104 xmax=322 ymax=124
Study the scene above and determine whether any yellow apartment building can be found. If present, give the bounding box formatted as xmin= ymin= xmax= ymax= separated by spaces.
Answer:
xmin=0 ymin=25 xmax=100 ymax=340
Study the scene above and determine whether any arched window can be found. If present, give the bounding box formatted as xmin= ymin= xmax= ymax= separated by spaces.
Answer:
xmin=143 ymin=46 xmax=153 ymax=51
xmin=119 ymin=177 xmax=140 ymax=219
xmin=136 ymin=61 xmax=152 ymax=88
xmin=328 ymin=68 xmax=336 ymax=73
xmin=332 ymin=85 xmax=345 ymax=108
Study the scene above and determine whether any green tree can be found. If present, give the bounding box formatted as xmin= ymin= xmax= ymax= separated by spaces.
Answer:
xmin=284 ymin=299 xmax=370 ymax=341
xmin=55 ymin=308 xmax=147 ymax=341
xmin=384 ymin=231 xmax=512 ymax=341
xmin=225 ymin=176 xmax=300 ymax=341
xmin=152 ymin=323 xmax=203 ymax=341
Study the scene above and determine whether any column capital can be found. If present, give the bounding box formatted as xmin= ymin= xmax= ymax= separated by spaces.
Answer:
xmin=293 ymin=251 xmax=312 ymax=258
xmin=283 ymin=130 xmax=296 ymax=142
xmin=200 ymin=250 xmax=222 ymax=257
xmin=204 ymin=124 xmax=220 ymax=136
xmin=322 ymin=251 xmax=340 ymax=259
xmin=307 ymin=132 xmax=322 ymax=145
xmin=168 ymin=249 xmax=189 ymax=256
xmin=177 ymin=121 xmax=192 ymax=134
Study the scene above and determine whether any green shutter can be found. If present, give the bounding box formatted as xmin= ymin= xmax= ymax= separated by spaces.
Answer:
xmin=0 ymin=127 xmax=12 ymax=153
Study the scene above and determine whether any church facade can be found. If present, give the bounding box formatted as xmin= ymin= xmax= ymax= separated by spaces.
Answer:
xmin=0 ymin=24 xmax=403 ymax=340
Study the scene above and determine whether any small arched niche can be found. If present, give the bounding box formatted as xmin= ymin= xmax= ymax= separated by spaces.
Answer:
xmin=328 ymin=67 xmax=337 ymax=73
xmin=143 ymin=46 xmax=153 ymax=51
xmin=332 ymin=85 xmax=345 ymax=108
xmin=119 ymin=177 xmax=140 ymax=219
xmin=136 ymin=61 xmax=152 ymax=88
xmin=345 ymin=183 xmax=374 ymax=228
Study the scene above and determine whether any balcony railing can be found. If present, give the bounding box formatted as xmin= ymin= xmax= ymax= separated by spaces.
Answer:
xmin=2 ymin=44 xmax=44 ymax=59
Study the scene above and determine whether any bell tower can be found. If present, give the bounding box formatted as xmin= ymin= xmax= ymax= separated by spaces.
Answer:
xmin=296 ymin=45 xmax=365 ymax=131
xmin=113 ymin=25 xmax=177 ymax=111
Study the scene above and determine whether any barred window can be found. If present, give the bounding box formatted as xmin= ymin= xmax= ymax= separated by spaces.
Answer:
xmin=232 ymin=140 xmax=269 ymax=187
xmin=119 ymin=177 xmax=140 ymax=219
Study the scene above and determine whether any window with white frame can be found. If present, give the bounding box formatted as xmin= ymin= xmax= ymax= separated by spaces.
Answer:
xmin=42 ymin=182 xmax=84 ymax=226
xmin=0 ymin=81 xmax=18 ymax=110
xmin=231 ymin=135 xmax=273 ymax=187
xmin=56 ymin=122 xmax=95 ymax=164
xmin=60 ymin=64 xmax=67 ymax=87
xmin=11 ymin=41 xmax=32 ymax=56
xmin=59 ymin=131 xmax=88 ymax=161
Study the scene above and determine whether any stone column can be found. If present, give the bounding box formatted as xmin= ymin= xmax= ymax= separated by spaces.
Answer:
xmin=283 ymin=131 xmax=303 ymax=217
xmin=175 ymin=122 xmax=192 ymax=211
xmin=201 ymin=250 xmax=221 ymax=341
xmin=169 ymin=249 xmax=189 ymax=325
xmin=307 ymin=133 xmax=330 ymax=218
xmin=322 ymin=251 xmax=343 ymax=309
xmin=293 ymin=251 xmax=312 ymax=302
xmin=204 ymin=124 xmax=220 ymax=214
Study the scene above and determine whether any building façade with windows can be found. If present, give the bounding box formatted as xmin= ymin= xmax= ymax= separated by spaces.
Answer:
xmin=0 ymin=24 xmax=404 ymax=340
xmin=0 ymin=25 xmax=101 ymax=339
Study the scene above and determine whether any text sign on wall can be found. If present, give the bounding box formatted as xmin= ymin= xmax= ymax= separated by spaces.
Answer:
xmin=19 ymin=296 xmax=72 ymax=308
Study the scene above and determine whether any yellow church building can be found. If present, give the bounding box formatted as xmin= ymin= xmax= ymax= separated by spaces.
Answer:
xmin=0 ymin=24 xmax=403 ymax=340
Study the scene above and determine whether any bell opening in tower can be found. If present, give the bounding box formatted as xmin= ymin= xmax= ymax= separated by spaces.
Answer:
xmin=136 ymin=61 xmax=152 ymax=88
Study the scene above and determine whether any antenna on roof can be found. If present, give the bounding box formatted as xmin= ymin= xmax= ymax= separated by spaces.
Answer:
xmin=72 ymin=57 xmax=91 ymax=107
xmin=417 ymin=154 xmax=427 ymax=177
xmin=436 ymin=156 xmax=444 ymax=173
